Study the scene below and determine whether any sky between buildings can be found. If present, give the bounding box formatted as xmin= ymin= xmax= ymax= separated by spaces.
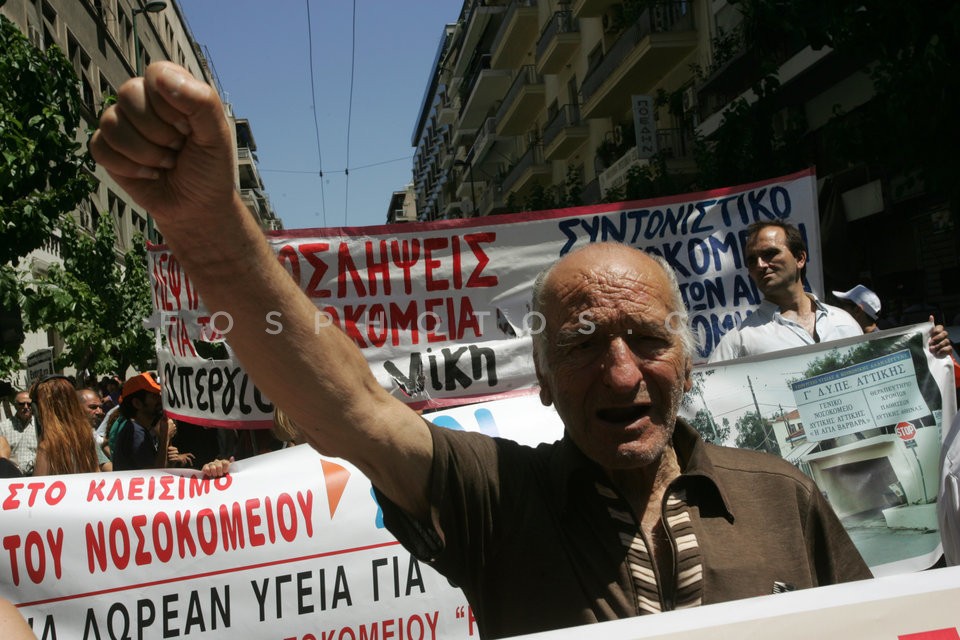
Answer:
xmin=178 ymin=0 xmax=462 ymax=231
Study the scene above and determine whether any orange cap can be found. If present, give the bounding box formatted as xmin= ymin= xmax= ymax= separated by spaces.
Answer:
xmin=120 ymin=372 xmax=161 ymax=400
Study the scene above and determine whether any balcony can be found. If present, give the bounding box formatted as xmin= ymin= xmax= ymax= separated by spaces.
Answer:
xmin=502 ymin=144 xmax=550 ymax=195
xmin=543 ymin=104 xmax=590 ymax=160
xmin=537 ymin=11 xmax=580 ymax=75
xmin=235 ymin=119 xmax=258 ymax=151
xmin=451 ymin=3 xmax=507 ymax=79
xmin=572 ymin=0 xmax=618 ymax=18
xmin=496 ymin=65 xmax=545 ymax=136
xmin=581 ymin=3 xmax=696 ymax=119
xmin=437 ymin=88 xmax=458 ymax=126
xmin=696 ymin=35 xmax=823 ymax=125
xmin=239 ymin=188 xmax=263 ymax=219
xmin=458 ymin=53 xmax=513 ymax=131
xmin=470 ymin=117 xmax=503 ymax=166
xmin=491 ymin=0 xmax=539 ymax=70
xmin=598 ymin=146 xmax=648 ymax=198
xmin=478 ymin=177 xmax=507 ymax=216
xmin=455 ymin=168 xmax=484 ymax=204
xmin=237 ymin=146 xmax=264 ymax=190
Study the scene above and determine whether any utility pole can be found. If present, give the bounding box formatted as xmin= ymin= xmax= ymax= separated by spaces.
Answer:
xmin=696 ymin=385 xmax=719 ymax=443
xmin=746 ymin=375 xmax=776 ymax=453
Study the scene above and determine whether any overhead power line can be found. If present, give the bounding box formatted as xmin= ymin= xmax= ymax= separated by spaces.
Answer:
xmin=344 ymin=0 xmax=358 ymax=225
xmin=260 ymin=155 xmax=413 ymax=175
xmin=305 ymin=0 xmax=328 ymax=224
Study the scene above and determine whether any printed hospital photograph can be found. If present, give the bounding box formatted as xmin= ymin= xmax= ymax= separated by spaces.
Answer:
xmin=683 ymin=327 xmax=948 ymax=573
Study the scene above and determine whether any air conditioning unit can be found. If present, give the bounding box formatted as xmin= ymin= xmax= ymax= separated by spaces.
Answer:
xmin=681 ymin=86 xmax=698 ymax=113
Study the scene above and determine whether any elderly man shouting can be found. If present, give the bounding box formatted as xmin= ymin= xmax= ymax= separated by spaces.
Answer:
xmin=90 ymin=63 xmax=870 ymax=639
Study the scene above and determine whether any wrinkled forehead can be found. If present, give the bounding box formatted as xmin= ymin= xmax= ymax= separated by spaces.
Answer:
xmin=543 ymin=248 xmax=673 ymax=318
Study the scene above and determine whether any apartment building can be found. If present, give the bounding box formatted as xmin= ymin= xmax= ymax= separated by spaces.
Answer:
xmin=387 ymin=184 xmax=418 ymax=224
xmin=1 ymin=0 xmax=280 ymax=383
xmin=411 ymin=0 xmax=958 ymax=319
xmin=412 ymin=0 xmax=700 ymax=221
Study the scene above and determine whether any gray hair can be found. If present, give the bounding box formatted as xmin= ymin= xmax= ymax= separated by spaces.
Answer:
xmin=530 ymin=245 xmax=698 ymax=372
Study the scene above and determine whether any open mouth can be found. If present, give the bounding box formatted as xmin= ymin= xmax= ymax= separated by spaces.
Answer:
xmin=596 ymin=405 xmax=649 ymax=425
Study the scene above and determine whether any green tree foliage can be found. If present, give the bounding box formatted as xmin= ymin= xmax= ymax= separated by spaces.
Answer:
xmin=507 ymin=165 xmax=585 ymax=213
xmin=25 ymin=218 xmax=155 ymax=378
xmin=603 ymin=152 xmax=691 ymax=203
xmin=694 ymin=76 xmax=809 ymax=190
xmin=734 ymin=410 xmax=780 ymax=455
xmin=690 ymin=408 xmax=731 ymax=444
xmin=0 ymin=15 xmax=97 ymax=375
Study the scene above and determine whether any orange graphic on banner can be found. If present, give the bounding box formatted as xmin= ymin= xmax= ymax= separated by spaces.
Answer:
xmin=899 ymin=629 xmax=960 ymax=640
xmin=321 ymin=459 xmax=350 ymax=518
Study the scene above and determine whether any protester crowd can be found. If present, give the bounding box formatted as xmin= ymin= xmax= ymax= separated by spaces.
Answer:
xmin=0 ymin=370 xmax=283 ymax=479
xmin=2 ymin=60 xmax=958 ymax=639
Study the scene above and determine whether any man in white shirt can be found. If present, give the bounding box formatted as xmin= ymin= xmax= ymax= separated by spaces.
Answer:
xmin=0 ymin=391 xmax=38 ymax=475
xmin=709 ymin=221 xmax=952 ymax=362
xmin=709 ymin=221 xmax=861 ymax=362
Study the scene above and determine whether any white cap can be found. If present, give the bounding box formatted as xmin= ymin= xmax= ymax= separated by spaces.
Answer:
xmin=832 ymin=285 xmax=881 ymax=319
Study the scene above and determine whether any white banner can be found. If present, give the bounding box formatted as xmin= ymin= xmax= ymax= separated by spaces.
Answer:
xmin=530 ymin=566 xmax=960 ymax=640
xmin=148 ymin=170 xmax=822 ymax=426
xmin=0 ymin=392 xmax=561 ymax=640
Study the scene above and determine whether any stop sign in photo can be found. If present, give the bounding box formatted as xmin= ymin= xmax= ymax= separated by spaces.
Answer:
xmin=896 ymin=421 xmax=917 ymax=440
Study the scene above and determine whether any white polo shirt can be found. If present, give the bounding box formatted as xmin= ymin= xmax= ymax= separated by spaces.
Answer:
xmin=709 ymin=294 xmax=862 ymax=363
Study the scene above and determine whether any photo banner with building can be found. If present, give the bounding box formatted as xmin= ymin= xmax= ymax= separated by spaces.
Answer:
xmin=681 ymin=322 xmax=956 ymax=575
xmin=148 ymin=169 xmax=821 ymax=427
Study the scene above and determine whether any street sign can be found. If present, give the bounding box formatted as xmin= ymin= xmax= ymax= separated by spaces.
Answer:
xmin=896 ymin=421 xmax=917 ymax=441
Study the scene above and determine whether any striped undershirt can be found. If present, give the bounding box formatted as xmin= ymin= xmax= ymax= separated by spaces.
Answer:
xmin=596 ymin=481 xmax=703 ymax=614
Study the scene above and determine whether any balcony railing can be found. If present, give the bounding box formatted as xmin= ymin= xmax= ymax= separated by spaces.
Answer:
xmin=470 ymin=117 xmax=499 ymax=162
xmin=496 ymin=65 xmax=542 ymax=123
xmin=491 ymin=0 xmax=539 ymax=65
xmin=537 ymin=10 xmax=576 ymax=60
xmin=542 ymin=104 xmax=582 ymax=149
xmin=459 ymin=53 xmax=493 ymax=106
xmin=478 ymin=175 xmax=506 ymax=216
xmin=581 ymin=3 xmax=693 ymax=104
xmin=502 ymin=144 xmax=545 ymax=193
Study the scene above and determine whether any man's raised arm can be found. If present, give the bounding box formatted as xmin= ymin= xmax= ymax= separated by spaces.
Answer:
xmin=90 ymin=62 xmax=432 ymax=517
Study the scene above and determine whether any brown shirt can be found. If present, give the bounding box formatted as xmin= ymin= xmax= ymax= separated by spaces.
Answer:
xmin=377 ymin=420 xmax=872 ymax=639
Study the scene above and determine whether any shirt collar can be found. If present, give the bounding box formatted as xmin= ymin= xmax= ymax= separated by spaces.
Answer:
xmin=761 ymin=292 xmax=828 ymax=320
xmin=552 ymin=419 xmax=734 ymax=520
